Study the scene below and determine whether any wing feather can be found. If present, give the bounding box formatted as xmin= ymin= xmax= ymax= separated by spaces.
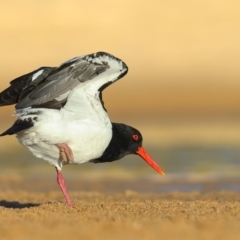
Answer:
xmin=0 ymin=52 xmax=128 ymax=112
xmin=0 ymin=67 xmax=55 ymax=106
xmin=16 ymin=52 xmax=128 ymax=110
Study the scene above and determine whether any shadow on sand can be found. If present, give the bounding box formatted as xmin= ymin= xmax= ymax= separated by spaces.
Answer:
xmin=0 ymin=200 xmax=40 ymax=209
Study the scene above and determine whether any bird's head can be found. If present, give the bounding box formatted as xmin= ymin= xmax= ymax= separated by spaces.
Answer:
xmin=92 ymin=123 xmax=165 ymax=176
xmin=126 ymin=126 xmax=165 ymax=176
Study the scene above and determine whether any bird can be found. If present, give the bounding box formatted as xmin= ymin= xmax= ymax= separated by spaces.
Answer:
xmin=0 ymin=52 xmax=165 ymax=207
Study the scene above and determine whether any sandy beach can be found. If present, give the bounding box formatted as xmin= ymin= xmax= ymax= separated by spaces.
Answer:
xmin=0 ymin=177 xmax=239 ymax=240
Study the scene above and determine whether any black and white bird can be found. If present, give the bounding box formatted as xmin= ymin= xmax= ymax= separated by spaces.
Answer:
xmin=0 ymin=52 xmax=164 ymax=207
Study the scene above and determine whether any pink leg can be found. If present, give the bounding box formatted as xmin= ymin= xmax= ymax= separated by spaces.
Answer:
xmin=56 ymin=143 xmax=74 ymax=163
xmin=56 ymin=168 xmax=73 ymax=207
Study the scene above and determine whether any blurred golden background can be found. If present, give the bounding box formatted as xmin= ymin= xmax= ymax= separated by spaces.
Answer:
xmin=0 ymin=0 xmax=240 ymax=183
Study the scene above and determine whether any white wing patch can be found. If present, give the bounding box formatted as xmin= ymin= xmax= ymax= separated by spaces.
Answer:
xmin=84 ymin=53 xmax=127 ymax=91
xmin=86 ymin=53 xmax=125 ymax=71
xmin=32 ymin=69 xmax=44 ymax=81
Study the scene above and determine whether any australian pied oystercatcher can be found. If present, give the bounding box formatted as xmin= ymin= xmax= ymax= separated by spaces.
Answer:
xmin=0 ymin=52 xmax=165 ymax=207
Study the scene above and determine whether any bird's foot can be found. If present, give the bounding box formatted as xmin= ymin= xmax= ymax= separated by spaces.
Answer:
xmin=56 ymin=143 xmax=74 ymax=163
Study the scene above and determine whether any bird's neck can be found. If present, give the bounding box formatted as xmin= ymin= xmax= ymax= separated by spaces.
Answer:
xmin=90 ymin=123 xmax=130 ymax=163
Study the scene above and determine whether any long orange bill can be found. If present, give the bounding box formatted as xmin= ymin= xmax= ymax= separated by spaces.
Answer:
xmin=136 ymin=147 xmax=165 ymax=175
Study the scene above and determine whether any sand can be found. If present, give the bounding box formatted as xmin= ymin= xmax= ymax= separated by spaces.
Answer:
xmin=0 ymin=177 xmax=239 ymax=240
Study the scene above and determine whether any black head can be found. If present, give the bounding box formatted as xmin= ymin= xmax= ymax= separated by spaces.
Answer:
xmin=92 ymin=123 xmax=165 ymax=175
xmin=113 ymin=123 xmax=144 ymax=155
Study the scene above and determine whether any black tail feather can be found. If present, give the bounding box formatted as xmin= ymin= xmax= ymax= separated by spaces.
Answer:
xmin=0 ymin=120 xmax=34 ymax=136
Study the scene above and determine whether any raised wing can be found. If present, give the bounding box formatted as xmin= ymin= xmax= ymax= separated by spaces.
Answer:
xmin=0 ymin=67 xmax=56 ymax=107
xmin=15 ymin=52 xmax=128 ymax=110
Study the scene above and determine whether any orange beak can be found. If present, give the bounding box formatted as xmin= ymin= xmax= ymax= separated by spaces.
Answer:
xmin=136 ymin=147 xmax=165 ymax=175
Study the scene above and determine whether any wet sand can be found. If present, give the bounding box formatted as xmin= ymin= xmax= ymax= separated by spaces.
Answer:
xmin=0 ymin=177 xmax=240 ymax=240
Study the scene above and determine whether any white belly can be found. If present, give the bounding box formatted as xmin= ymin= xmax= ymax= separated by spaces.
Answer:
xmin=16 ymin=108 xmax=112 ymax=170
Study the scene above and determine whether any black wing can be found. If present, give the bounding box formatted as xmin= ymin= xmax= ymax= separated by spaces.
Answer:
xmin=0 ymin=52 xmax=128 ymax=111
xmin=15 ymin=52 xmax=128 ymax=110
xmin=0 ymin=67 xmax=56 ymax=107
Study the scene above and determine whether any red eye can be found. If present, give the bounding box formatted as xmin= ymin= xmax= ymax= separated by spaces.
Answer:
xmin=133 ymin=134 xmax=139 ymax=141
